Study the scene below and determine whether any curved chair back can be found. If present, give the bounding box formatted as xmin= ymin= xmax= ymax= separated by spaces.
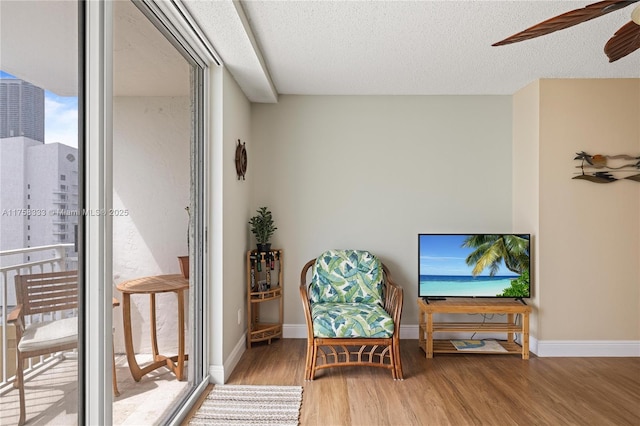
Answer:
xmin=309 ymin=249 xmax=385 ymax=305
xmin=300 ymin=249 xmax=404 ymax=380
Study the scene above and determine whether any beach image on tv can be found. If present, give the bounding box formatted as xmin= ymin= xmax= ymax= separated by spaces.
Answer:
xmin=419 ymin=234 xmax=530 ymax=297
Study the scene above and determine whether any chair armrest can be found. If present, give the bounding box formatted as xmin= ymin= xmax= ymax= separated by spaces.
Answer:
xmin=7 ymin=304 xmax=25 ymax=336
xmin=299 ymin=259 xmax=316 ymax=340
xmin=7 ymin=304 xmax=23 ymax=324
xmin=382 ymin=265 xmax=404 ymax=332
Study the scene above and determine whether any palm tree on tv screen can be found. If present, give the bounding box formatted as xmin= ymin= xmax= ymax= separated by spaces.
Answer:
xmin=462 ymin=234 xmax=529 ymax=276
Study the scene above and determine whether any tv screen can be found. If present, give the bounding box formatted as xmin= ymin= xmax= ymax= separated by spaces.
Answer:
xmin=419 ymin=234 xmax=531 ymax=299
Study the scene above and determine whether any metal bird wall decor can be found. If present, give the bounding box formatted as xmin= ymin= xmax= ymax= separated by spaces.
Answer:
xmin=493 ymin=0 xmax=640 ymax=62
xmin=573 ymin=151 xmax=640 ymax=183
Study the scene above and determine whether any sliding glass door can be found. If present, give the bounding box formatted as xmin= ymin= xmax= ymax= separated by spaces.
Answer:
xmin=0 ymin=1 xmax=83 ymax=425
xmin=1 ymin=1 xmax=211 ymax=424
xmin=108 ymin=0 xmax=210 ymax=423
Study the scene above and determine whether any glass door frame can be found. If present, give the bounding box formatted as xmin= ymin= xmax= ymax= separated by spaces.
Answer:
xmin=82 ymin=1 xmax=113 ymax=424
xmin=82 ymin=1 xmax=219 ymax=423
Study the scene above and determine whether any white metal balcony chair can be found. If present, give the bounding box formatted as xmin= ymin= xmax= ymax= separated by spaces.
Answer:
xmin=7 ymin=270 xmax=78 ymax=426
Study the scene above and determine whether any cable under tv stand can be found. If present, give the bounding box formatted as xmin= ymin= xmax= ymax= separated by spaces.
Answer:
xmin=417 ymin=297 xmax=532 ymax=359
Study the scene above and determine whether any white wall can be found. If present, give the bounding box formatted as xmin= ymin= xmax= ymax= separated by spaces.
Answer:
xmin=112 ymin=96 xmax=190 ymax=353
xmin=251 ymin=95 xmax=513 ymax=327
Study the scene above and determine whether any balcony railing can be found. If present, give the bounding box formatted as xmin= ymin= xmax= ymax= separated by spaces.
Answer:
xmin=0 ymin=244 xmax=76 ymax=389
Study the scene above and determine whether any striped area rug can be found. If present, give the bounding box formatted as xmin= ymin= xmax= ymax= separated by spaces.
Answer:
xmin=189 ymin=385 xmax=303 ymax=425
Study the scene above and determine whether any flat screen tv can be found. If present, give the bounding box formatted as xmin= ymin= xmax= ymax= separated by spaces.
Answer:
xmin=419 ymin=234 xmax=531 ymax=299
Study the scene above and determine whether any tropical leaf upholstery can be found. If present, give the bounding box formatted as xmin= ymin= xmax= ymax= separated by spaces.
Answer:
xmin=311 ymin=302 xmax=394 ymax=338
xmin=301 ymin=249 xmax=404 ymax=380
xmin=310 ymin=249 xmax=384 ymax=305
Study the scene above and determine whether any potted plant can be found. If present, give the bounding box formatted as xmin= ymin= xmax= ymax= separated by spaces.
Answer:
xmin=248 ymin=206 xmax=277 ymax=252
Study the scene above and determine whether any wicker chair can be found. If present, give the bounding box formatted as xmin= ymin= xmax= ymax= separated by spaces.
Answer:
xmin=7 ymin=270 xmax=78 ymax=426
xmin=299 ymin=249 xmax=403 ymax=380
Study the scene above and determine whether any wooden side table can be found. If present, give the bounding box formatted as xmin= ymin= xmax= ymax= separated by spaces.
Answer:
xmin=116 ymin=274 xmax=189 ymax=381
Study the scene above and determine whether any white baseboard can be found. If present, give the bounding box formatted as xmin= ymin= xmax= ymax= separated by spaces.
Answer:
xmin=534 ymin=339 xmax=640 ymax=357
xmin=208 ymin=332 xmax=246 ymax=384
xmin=283 ymin=324 xmax=306 ymax=338
xmin=399 ymin=324 xmax=419 ymax=339
xmin=284 ymin=323 xmax=640 ymax=357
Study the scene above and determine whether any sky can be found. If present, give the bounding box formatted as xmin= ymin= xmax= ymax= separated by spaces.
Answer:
xmin=1 ymin=70 xmax=78 ymax=148
xmin=419 ymin=234 xmax=518 ymax=277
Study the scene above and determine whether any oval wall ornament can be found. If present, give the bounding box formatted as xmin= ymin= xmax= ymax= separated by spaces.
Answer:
xmin=235 ymin=139 xmax=247 ymax=180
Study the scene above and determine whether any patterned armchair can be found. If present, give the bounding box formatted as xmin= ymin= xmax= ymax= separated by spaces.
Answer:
xmin=299 ymin=249 xmax=403 ymax=380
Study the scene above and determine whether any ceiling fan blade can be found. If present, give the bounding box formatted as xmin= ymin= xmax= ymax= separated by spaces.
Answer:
xmin=604 ymin=20 xmax=640 ymax=61
xmin=493 ymin=0 xmax=640 ymax=46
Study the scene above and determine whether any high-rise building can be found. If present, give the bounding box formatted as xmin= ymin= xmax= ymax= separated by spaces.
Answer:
xmin=0 ymin=70 xmax=78 ymax=307
xmin=0 ymin=137 xmax=79 ymax=304
xmin=0 ymin=78 xmax=45 ymax=142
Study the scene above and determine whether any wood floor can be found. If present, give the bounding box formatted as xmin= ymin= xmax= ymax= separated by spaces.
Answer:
xmin=199 ymin=338 xmax=640 ymax=426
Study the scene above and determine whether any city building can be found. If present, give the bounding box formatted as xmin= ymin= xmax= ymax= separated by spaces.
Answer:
xmin=0 ymin=78 xmax=45 ymax=142
xmin=0 ymin=137 xmax=78 ymax=304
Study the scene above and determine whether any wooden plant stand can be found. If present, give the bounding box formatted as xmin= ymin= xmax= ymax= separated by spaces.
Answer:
xmin=418 ymin=297 xmax=531 ymax=359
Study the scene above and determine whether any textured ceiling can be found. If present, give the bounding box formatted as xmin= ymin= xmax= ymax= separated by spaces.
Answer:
xmin=3 ymin=1 xmax=638 ymax=100
xmin=185 ymin=0 xmax=640 ymax=101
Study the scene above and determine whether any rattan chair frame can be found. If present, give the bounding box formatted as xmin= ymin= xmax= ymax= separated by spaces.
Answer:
xmin=7 ymin=270 xmax=79 ymax=426
xmin=300 ymin=258 xmax=404 ymax=380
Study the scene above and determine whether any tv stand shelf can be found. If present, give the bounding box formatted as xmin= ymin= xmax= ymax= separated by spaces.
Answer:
xmin=417 ymin=298 xmax=531 ymax=359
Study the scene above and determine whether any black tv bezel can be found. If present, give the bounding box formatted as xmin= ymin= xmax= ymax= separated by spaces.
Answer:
xmin=418 ymin=233 xmax=531 ymax=300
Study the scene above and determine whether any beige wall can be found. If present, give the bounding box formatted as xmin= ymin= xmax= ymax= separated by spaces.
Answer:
xmin=217 ymin=79 xmax=639 ymax=369
xmin=514 ymin=79 xmax=640 ymax=346
xmin=251 ymin=95 xmax=513 ymax=327
xmin=209 ymin=67 xmax=252 ymax=369
xmin=539 ymin=79 xmax=639 ymax=341
xmin=512 ymin=81 xmax=540 ymax=338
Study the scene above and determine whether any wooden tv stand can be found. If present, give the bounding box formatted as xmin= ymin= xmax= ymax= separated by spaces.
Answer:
xmin=417 ymin=298 xmax=531 ymax=359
